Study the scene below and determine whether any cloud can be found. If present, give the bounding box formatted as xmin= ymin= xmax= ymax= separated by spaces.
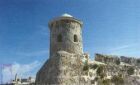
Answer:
xmin=107 ymin=43 xmax=138 ymax=55
xmin=2 ymin=61 xmax=41 ymax=83
xmin=109 ymin=44 xmax=135 ymax=51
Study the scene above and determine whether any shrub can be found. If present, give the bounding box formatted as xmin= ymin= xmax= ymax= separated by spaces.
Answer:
xmin=137 ymin=59 xmax=140 ymax=63
xmin=111 ymin=75 xmax=124 ymax=85
xmin=83 ymin=65 xmax=89 ymax=71
xmin=116 ymin=60 xmax=120 ymax=65
xmin=96 ymin=65 xmax=104 ymax=76
xmin=100 ymin=73 xmax=106 ymax=79
xmin=98 ymin=79 xmax=111 ymax=85
xmin=102 ymin=79 xmax=111 ymax=85
xmin=91 ymin=64 xmax=98 ymax=69
xmin=127 ymin=67 xmax=134 ymax=75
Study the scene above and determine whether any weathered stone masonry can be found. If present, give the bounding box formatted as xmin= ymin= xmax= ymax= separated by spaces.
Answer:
xmin=35 ymin=14 xmax=89 ymax=85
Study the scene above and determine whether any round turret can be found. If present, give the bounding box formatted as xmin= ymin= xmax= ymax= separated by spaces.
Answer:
xmin=48 ymin=13 xmax=83 ymax=56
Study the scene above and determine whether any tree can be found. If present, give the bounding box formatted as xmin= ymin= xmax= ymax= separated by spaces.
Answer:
xmin=127 ymin=67 xmax=134 ymax=75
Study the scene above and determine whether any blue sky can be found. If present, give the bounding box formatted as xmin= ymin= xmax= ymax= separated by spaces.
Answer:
xmin=0 ymin=0 xmax=140 ymax=83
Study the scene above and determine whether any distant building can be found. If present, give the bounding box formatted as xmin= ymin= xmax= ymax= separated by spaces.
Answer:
xmin=11 ymin=74 xmax=35 ymax=85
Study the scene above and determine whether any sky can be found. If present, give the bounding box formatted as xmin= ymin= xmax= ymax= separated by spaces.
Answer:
xmin=0 ymin=0 xmax=140 ymax=83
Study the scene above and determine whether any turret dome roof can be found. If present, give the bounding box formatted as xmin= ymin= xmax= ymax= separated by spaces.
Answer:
xmin=61 ymin=13 xmax=73 ymax=17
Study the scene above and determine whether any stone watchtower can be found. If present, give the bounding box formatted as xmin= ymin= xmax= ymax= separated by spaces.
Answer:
xmin=49 ymin=14 xmax=83 ymax=56
xmin=36 ymin=14 xmax=89 ymax=85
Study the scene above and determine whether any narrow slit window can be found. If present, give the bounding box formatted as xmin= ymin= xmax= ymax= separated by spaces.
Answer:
xmin=74 ymin=35 xmax=78 ymax=42
xmin=57 ymin=34 xmax=62 ymax=42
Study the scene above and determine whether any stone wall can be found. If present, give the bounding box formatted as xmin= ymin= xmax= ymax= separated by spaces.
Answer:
xmin=35 ymin=51 xmax=91 ymax=85
xmin=36 ymin=15 xmax=85 ymax=85
xmin=95 ymin=53 xmax=140 ymax=66
xmin=95 ymin=53 xmax=120 ymax=65
xmin=49 ymin=18 xmax=83 ymax=57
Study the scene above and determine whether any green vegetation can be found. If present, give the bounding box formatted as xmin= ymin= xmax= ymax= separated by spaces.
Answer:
xmin=118 ymin=73 xmax=123 ymax=78
xmin=100 ymin=73 xmax=106 ymax=79
xmin=102 ymin=79 xmax=111 ymax=85
xmin=83 ymin=65 xmax=89 ymax=71
xmin=111 ymin=75 xmax=124 ymax=85
xmin=98 ymin=79 xmax=111 ymax=85
xmin=116 ymin=60 xmax=120 ymax=65
xmin=96 ymin=65 xmax=106 ymax=79
xmin=96 ymin=65 xmax=104 ymax=76
xmin=127 ymin=67 xmax=134 ymax=75
xmin=137 ymin=59 xmax=140 ymax=63
xmin=90 ymin=64 xmax=98 ymax=69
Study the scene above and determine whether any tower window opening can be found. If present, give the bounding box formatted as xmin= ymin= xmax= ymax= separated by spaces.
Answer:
xmin=74 ymin=34 xmax=78 ymax=42
xmin=57 ymin=34 xmax=62 ymax=42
